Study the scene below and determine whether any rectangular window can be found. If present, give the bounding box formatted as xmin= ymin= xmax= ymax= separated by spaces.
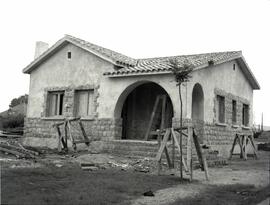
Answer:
xmin=217 ymin=95 xmax=225 ymax=123
xmin=232 ymin=100 xmax=237 ymax=124
xmin=75 ymin=90 xmax=94 ymax=117
xmin=47 ymin=91 xmax=64 ymax=116
xmin=242 ymin=104 xmax=249 ymax=126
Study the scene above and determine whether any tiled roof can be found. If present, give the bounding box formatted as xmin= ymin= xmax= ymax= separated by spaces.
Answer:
xmin=23 ymin=35 xmax=136 ymax=73
xmin=22 ymin=35 xmax=259 ymax=89
xmin=65 ymin=35 xmax=137 ymax=66
xmin=103 ymin=51 xmax=242 ymax=76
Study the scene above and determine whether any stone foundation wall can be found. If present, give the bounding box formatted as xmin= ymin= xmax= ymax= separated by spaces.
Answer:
xmin=23 ymin=117 xmax=122 ymax=148
xmin=172 ymin=117 xmax=253 ymax=158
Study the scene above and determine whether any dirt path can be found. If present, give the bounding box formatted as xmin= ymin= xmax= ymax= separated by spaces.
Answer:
xmin=131 ymin=151 xmax=270 ymax=205
xmin=1 ymin=149 xmax=269 ymax=205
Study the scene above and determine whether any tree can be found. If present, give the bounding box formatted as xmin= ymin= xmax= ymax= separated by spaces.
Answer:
xmin=9 ymin=94 xmax=28 ymax=108
xmin=170 ymin=57 xmax=193 ymax=179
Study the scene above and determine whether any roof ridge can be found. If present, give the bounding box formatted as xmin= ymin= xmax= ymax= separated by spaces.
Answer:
xmin=137 ymin=51 xmax=242 ymax=61
xmin=64 ymin=34 xmax=136 ymax=66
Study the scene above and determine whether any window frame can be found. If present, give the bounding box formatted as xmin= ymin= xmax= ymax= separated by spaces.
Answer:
xmin=46 ymin=91 xmax=65 ymax=117
xmin=74 ymin=89 xmax=95 ymax=118
xmin=242 ymin=104 xmax=249 ymax=126
xmin=217 ymin=95 xmax=225 ymax=123
xmin=232 ymin=100 xmax=237 ymax=124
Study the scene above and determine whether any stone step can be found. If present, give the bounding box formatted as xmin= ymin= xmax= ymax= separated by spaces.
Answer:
xmin=101 ymin=140 xmax=221 ymax=162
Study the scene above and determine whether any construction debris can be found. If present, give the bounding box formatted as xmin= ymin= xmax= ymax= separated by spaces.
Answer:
xmin=0 ymin=141 xmax=39 ymax=159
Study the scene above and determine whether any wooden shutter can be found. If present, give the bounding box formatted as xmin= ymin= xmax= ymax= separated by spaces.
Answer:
xmin=76 ymin=91 xmax=88 ymax=117
xmin=217 ymin=95 xmax=225 ymax=123
xmin=48 ymin=93 xmax=57 ymax=116
xmin=232 ymin=100 xmax=237 ymax=124
xmin=87 ymin=90 xmax=94 ymax=115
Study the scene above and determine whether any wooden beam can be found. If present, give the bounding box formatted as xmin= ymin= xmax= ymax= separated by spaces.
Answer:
xmin=144 ymin=96 xmax=161 ymax=140
xmin=170 ymin=128 xmax=188 ymax=172
xmin=229 ymin=134 xmax=238 ymax=160
xmin=187 ymin=126 xmax=192 ymax=176
xmin=193 ymin=130 xmax=209 ymax=180
xmin=156 ymin=129 xmax=170 ymax=161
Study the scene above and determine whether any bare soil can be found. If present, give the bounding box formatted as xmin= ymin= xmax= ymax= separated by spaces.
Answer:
xmin=0 ymin=149 xmax=269 ymax=205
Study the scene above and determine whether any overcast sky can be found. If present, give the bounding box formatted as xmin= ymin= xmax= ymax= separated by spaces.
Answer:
xmin=0 ymin=0 xmax=269 ymax=125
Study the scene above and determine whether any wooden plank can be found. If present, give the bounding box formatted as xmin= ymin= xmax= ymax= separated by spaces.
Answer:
xmin=0 ymin=143 xmax=35 ymax=158
xmin=193 ymin=130 xmax=209 ymax=180
xmin=0 ymin=146 xmax=27 ymax=158
xmin=187 ymin=126 xmax=192 ymax=173
xmin=160 ymin=95 xmax=166 ymax=130
xmin=172 ymin=134 xmax=175 ymax=168
xmin=157 ymin=130 xmax=162 ymax=175
xmin=238 ymin=135 xmax=246 ymax=160
xmin=56 ymin=126 xmax=63 ymax=152
xmin=171 ymin=128 xmax=188 ymax=172
xmin=79 ymin=120 xmax=90 ymax=145
xmin=189 ymin=157 xmax=193 ymax=182
xmin=144 ymin=96 xmax=161 ymax=140
xmin=155 ymin=129 xmax=170 ymax=161
xmin=249 ymin=135 xmax=258 ymax=159
xmin=229 ymin=134 xmax=238 ymax=159
xmin=242 ymin=135 xmax=247 ymax=160
xmin=164 ymin=145 xmax=172 ymax=168
xmin=17 ymin=143 xmax=39 ymax=156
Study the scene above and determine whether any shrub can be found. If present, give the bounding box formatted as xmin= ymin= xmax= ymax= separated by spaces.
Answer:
xmin=1 ymin=113 xmax=24 ymax=129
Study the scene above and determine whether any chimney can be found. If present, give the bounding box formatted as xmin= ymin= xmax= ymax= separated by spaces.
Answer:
xmin=34 ymin=41 xmax=49 ymax=59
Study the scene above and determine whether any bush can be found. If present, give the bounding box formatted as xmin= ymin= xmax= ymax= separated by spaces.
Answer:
xmin=1 ymin=113 xmax=24 ymax=129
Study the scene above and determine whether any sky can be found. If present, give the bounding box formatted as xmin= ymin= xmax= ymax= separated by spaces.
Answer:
xmin=0 ymin=0 xmax=269 ymax=125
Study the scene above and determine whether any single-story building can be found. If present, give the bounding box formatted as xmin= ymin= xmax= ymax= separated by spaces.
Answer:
xmin=22 ymin=35 xmax=260 ymax=157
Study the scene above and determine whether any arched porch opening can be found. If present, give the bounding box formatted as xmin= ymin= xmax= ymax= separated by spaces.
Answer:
xmin=192 ymin=83 xmax=204 ymax=121
xmin=115 ymin=81 xmax=174 ymax=140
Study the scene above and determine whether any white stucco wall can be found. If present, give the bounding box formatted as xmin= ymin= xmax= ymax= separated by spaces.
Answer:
xmin=98 ymin=60 xmax=253 ymax=126
xmin=27 ymin=44 xmax=254 ymax=127
xmin=185 ymin=60 xmax=253 ymax=125
xmin=27 ymin=43 xmax=114 ymax=117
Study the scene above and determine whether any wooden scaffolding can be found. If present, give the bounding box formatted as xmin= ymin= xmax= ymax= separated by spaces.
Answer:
xmin=53 ymin=117 xmax=90 ymax=152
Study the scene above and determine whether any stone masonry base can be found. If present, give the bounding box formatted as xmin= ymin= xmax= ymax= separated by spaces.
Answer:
xmin=23 ymin=117 xmax=253 ymax=158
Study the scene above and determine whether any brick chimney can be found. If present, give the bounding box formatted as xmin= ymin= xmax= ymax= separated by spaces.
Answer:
xmin=34 ymin=41 xmax=49 ymax=59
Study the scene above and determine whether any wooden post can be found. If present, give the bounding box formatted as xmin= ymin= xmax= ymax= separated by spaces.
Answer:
xmin=156 ymin=129 xmax=171 ymax=161
xmin=229 ymin=134 xmax=238 ymax=160
xmin=160 ymin=95 xmax=166 ymax=130
xmin=249 ymin=135 xmax=258 ymax=159
xmin=79 ymin=120 xmax=90 ymax=145
xmin=242 ymin=135 xmax=247 ymax=160
xmin=157 ymin=130 xmax=162 ymax=175
xmin=171 ymin=128 xmax=188 ymax=172
xmin=187 ymin=126 xmax=193 ymax=181
xmin=193 ymin=130 xmax=209 ymax=181
xmin=172 ymin=134 xmax=175 ymax=168
xmin=144 ymin=96 xmax=161 ymax=140
xmin=56 ymin=125 xmax=62 ymax=152
xmin=164 ymin=145 xmax=172 ymax=168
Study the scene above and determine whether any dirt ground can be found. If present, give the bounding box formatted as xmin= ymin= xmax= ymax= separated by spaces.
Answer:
xmin=0 ymin=148 xmax=269 ymax=205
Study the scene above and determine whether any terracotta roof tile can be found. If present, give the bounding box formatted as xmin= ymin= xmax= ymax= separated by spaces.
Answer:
xmin=66 ymin=35 xmax=137 ymax=66
xmin=103 ymin=51 xmax=242 ymax=76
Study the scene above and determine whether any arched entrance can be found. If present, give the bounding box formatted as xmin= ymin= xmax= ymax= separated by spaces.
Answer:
xmin=116 ymin=82 xmax=174 ymax=140
xmin=192 ymin=83 xmax=204 ymax=121
xmin=191 ymin=83 xmax=204 ymax=143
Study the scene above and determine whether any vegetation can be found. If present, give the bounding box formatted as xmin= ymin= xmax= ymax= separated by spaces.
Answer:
xmin=170 ymin=57 xmax=193 ymax=179
xmin=0 ymin=94 xmax=27 ymax=131
xmin=9 ymin=94 xmax=28 ymax=108
xmin=1 ymin=113 xmax=24 ymax=129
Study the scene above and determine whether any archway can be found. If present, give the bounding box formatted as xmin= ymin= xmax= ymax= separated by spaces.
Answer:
xmin=115 ymin=82 xmax=174 ymax=140
xmin=192 ymin=83 xmax=204 ymax=121
xmin=192 ymin=83 xmax=204 ymax=143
